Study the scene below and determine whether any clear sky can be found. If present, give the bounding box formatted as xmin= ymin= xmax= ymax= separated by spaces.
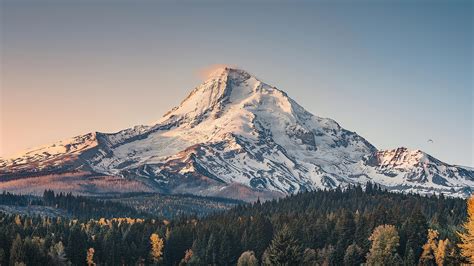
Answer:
xmin=1 ymin=0 xmax=472 ymax=166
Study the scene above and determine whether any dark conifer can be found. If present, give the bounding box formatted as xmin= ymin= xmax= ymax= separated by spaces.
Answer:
xmin=264 ymin=225 xmax=303 ymax=265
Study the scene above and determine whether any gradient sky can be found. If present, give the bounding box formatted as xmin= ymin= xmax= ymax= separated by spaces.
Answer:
xmin=1 ymin=0 xmax=473 ymax=166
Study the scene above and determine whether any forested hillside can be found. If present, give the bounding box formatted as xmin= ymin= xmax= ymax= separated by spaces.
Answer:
xmin=0 ymin=190 xmax=146 ymax=219
xmin=0 ymin=191 xmax=241 ymax=220
xmin=0 ymin=184 xmax=470 ymax=265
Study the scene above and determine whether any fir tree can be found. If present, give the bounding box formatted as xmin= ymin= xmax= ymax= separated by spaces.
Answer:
xmin=316 ymin=245 xmax=335 ymax=266
xmin=0 ymin=248 xmax=4 ymax=265
xmin=246 ymin=214 xmax=273 ymax=260
xmin=205 ymin=233 xmax=218 ymax=264
xmin=334 ymin=210 xmax=356 ymax=263
xmin=9 ymin=234 xmax=25 ymax=266
xmin=302 ymin=248 xmax=317 ymax=266
xmin=263 ymin=226 xmax=303 ymax=265
xmin=403 ymin=247 xmax=415 ymax=266
xmin=48 ymin=241 xmax=67 ymax=266
xmin=219 ymin=230 xmax=236 ymax=264
xmin=66 ymin=226 xmax=87 ymax=265
xmin=400 ymin=210 xmax=427 ymax=260
xmin=23 ymin=237 xmax=48 ymax=265
xmin=343 ymin=243 xmax=364 ymax=266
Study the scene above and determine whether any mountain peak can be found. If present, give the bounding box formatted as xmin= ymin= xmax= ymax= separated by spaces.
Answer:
xmin=159 ymin=68 xmax=274 ymax=126
xmin=375 ymin=147 xmax=435 ymax=168
xmin=203 ymin=66 xmax=253 ymax=81
xmin=202 ymin=67 xmax=256 ymax=91
xmin=2 ymin=68 xmax=473 ymax=200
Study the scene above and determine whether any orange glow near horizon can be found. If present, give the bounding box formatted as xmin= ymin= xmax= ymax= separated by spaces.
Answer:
xmin=1 ymin=1 xmax=472 ymax=166
xmin=196 ymin=64 xmax=239 ymax=80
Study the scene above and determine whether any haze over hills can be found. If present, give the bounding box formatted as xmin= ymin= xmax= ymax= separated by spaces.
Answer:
xmin=1 ymin=67 xmax=473 ymax=200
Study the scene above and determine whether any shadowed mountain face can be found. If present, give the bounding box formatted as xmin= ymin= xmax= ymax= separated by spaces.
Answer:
xmin=1 ymin=68 xmax=473 ymax=200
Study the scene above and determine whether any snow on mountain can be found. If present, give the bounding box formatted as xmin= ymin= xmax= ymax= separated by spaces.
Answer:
xmin=364 ymin=147 xmax=474 ymax=196
xmin=0 ymin=133 xmax=99 ymax=175
xmin=1 ymin=67 xmax=473 ymax=200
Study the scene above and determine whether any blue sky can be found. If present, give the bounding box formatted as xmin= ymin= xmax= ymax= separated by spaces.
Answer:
xmin=1 ymin=0 xmax=473 ymax=166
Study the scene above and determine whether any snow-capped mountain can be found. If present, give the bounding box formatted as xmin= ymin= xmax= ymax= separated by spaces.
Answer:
xmin=1 ymin=67 xmax=473 ymax=200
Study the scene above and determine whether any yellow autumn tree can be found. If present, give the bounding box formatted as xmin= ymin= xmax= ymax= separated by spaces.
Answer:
xmin=86 ymin=247 xmax=95 ymax=266
xmin=418 ymin=228 xmax=456 ymax=266
xmin=458 ymin=196 xmax=474 ymax=263
xmin=435 ymin=238 xmax=452 ymax=266
xmin=180 ymin=249 xmax=193 ymax=265
xmin=366 ymin=224 xmax=401 ymax=266
xmin=150 ymin=233 xmax=164 ymax=263
xmin=419 ymin=229 xmax=439 ymax=264
xmin=14 ymin=215 xmax=21 ymax=226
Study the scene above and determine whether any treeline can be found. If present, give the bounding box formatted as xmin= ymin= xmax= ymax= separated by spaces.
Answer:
xmin=0 ymin=190 xmax=146 ymax=219
xmin=111 ymin=193 xmax=242 ymax=219
xmin=0 ymin=184 xmax=471 ymax=265
xmin=180 ymin=184 xmax=468 ymax=265
xmin=42 ymin=190 xmax=148 ymax=219
xmin=0 ymin=191 xmax=42 ymax=206
xmin=0 ymin=214 xmax=160 ymax=265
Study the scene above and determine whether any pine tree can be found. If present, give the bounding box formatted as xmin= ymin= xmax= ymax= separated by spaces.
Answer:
xmin=205 ymin=233 xmax=218 ymax=264
xmin=23 ymin=236 xmax=47 ymax=265
xmin=458 ymin=196 xmax=474 ymax=263
xmin=302 ymin=248 xmax=317 ymax=266
xmin=9 ymin=234 xmax=25 ymax=266
xmin=102 ymin=227 xmax=120 ymax=265
xmin=150 ymin=233 xmax=164 ymax=264
xmin=0 ymin=248 xmax=4 ymax=265
xmin=403 ymin=247 xmax=415 ymax=266
xmin=391 ymin=253 xmax=403 ymax=265
xmin=219 ymin=230 xmax=237 ymax=264
xmin=189 ymin=231 xmax=208 ymax=264
xmin=354 ymin=211 xmax=370 ymax=251
xmin=263 ymin=225 xmax=303 ymax=265
xmin=164 ymin=226 xmax=194 ymax=265
xmin=316 ymin=245 xmax=335 ymax=266
xmin=343 ymin=243 xmax=364 ymax=266
xmin=237 ymin=251 xmax=258 ymax=266
xmin=48 ymin=241 xmax=67 ymax=266
xmin=400 ymin=210 xmax=427 ymax=260
xmin=366 ymin=224 xmax=400 ymax=266
xmin=66 ymin=226 xmax=87 ymax=265
xmin=443 ymin=239 xmax=459 ymax=265
xmin=246 ymin=214 xmax=273 ymax=260
xmin=334 ymin=210 xmax=356 ymax=263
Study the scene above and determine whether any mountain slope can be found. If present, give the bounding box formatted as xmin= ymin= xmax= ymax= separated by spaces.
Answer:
xmin=1 ymin=67 xmax=473 ymax=199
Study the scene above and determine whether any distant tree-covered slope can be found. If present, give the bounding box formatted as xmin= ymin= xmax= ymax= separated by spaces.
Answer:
xmin=107 ymin=192 xmax=243 ymax=219
xmin=0 ymin=190 xmax=242 ymax=220
xmin=0 ymin=184 xmax=470 ymax=265
xmin=177 ymin=183 xmax=467 ymax=265
xmin=0 ymin=190 xmax=146 ymax=219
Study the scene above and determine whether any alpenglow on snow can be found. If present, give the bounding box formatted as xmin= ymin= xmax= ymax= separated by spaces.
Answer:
xmin=1 ymin=67 xmax=473 ymax=200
